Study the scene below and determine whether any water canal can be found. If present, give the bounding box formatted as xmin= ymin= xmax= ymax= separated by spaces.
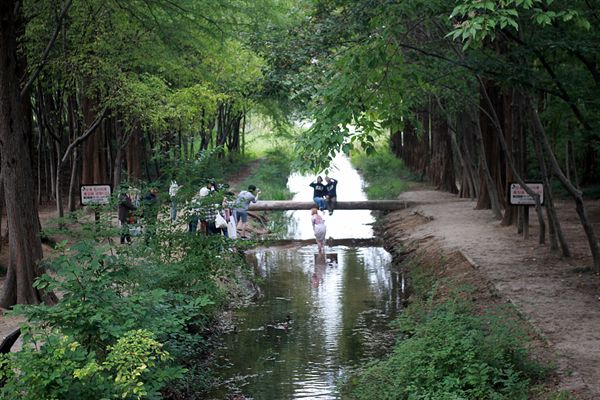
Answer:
xmin=209 ymin=155 xmax=402 ymax=399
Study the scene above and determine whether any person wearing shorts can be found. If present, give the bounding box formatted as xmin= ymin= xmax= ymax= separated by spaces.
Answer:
xmin=234 ymin=185 xmax=260 ymax=238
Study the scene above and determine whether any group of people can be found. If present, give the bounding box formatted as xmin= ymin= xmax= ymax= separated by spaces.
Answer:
xmin=310 ymin=176 xmax=337 ymax=215
xmin=170 ymin=180 xmax=261 ymax=239
xmin=309 ymin=175 xmax=338 ymax=253
xmin=117 ymin=180 xmax=261 ymax=244
xmin=117 ymin=174 xmax=337 ymax=250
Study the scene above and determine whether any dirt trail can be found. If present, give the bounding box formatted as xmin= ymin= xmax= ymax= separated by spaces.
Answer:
xmin=386 ymin=188 xmax=600 ymax=399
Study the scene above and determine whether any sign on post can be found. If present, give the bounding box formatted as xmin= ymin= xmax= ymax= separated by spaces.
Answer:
xmin=80 ymin=184 xmax=112 ymax=206
xmin=508 ymin=182 xmax=544 ymax=206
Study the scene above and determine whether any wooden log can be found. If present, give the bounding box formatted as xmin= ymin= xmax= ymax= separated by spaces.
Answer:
xmin=251 ymin=238 xmax=382 ymax=248
xmin=248 ymin=200 xmax=414 ymax=211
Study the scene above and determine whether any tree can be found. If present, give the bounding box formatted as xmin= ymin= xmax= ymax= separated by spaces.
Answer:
xmin=0 ymin=0 xmax=48 ymax=306
xmin=1 ymin=0 xmax=291 ymax=307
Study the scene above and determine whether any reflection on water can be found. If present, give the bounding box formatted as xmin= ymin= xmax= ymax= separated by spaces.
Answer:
xmin=209 ymin=246 xmax=400 ymax=399
xmin=207 ymin=152 xmax=399 ymax=399
xmin=286 ymin=153 xmax=373 ymax=240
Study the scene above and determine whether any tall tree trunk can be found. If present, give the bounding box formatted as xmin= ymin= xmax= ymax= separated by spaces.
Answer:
xmin=67 ymin=148 xmax=79 ymax=212
xmin=472 ymin=101 xmax=503 ymax=219
xmin=479 ymin=78 xmax=546 ymax=241
xmin=241 ymin=111 xmax=246 ymax=155
xmin=126 ymin=127 xmax=143 ymax=181
xmin=566 ymin=140 xmax=579 ymax=189
xmin=0 ymin=0 xmax=46 ymax=306
xmin=56 ymin=161 xmax=64 ymax=218
xmin=0 ymin=171 xmax=4 ymax=252
xmin=528 ymin=96 xmax=599 ymax=271
xmin=47 ymin=135 xmax=57 ymax=200
xmin=533 ymin=130 xmax=570 ymax=255
xmin=81 ymin=92 xmax=105 ymax=184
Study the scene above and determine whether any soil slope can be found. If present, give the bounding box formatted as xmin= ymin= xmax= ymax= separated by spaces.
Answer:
xmin=383 ymin=188 xmax=600 ymax=399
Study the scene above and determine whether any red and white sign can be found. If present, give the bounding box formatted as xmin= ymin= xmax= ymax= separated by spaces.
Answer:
xmin=80 ymin=184 xmax=112 ymax=205
xmin=509 ymin=182 xmax=544 ymax=206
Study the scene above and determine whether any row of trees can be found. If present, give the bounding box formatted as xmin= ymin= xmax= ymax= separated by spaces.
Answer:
xmin=3 ymin=0 xmax=600 ymax=304
xmin=280 ymin=0 xmax=600 ymax=272
xmin=0 ymin=0 xmax=297 ymax=307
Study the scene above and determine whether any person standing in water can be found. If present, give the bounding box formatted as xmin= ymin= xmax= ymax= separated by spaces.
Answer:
xmin=311 ymin=206 xmax=327 ymax=253
xmin=324 ymin=176 xmax=338 ymax=215
xmin=309 ymin=176 xmax=327 ymax=211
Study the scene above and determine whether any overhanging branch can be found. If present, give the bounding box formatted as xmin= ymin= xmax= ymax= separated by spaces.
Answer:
xmin=20 ymin=0 xmax=73 ymax=98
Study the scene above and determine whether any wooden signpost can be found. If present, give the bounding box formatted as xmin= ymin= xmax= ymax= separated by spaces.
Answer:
xmin=80 ymin=184 xmax=112 ymax=224
xmin=508 ymin=182 xmax=544 ymax=239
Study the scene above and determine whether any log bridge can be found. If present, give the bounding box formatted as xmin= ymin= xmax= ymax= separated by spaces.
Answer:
xmin=249 ymin=200 xmax=414 ymax=211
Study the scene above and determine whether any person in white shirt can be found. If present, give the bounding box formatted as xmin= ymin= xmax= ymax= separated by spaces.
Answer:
xmin=169 ymin=180 xmax=182 ymax=221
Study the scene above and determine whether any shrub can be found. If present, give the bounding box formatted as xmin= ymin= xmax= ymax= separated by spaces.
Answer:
xmin=343 ymin=253 xmax=547 ymax=400
xmin=0 ymin=329 xmax=180 ymax=400
xmin=351 ymin=147 xmax=411 ymax=199
xmin=345 ymin=301 xmax=543 ymax=400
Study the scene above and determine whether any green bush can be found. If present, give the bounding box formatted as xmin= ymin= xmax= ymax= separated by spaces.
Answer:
xmin=343 ymin=254 xmax=547 ymax=400
xmin=4 ymin=214 xmax=249 ymax=398
xmin=344 ymin=301 xmax=544 ymax=400
xmin=351 ymin=147 xmax=411 ymax=199
xmin=0 ymin=329 xmax=180 ymax=400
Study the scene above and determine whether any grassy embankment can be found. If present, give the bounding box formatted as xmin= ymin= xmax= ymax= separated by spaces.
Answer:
xmin=350 ymin=146 xmax=415 ymax=199
xmin=231 ymin=125 xmax=294 ymax=238
xmin=344 ymin=146 xmax=568 ymax=400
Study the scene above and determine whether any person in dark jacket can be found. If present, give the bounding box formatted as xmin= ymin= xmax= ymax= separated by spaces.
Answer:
xmin=309 ymin=176 xmax=327 ymax=211
xmin=324 ymin=176 xmax=338 ymax=215
xmin=118 ymin=188 xmax=136 ymax=244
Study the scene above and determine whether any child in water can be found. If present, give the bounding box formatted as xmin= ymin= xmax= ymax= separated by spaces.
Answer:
xmin=311 ymin=206 xmax=327 ymax=253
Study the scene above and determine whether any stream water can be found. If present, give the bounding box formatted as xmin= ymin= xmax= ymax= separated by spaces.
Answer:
xmin=208 ymin=154 xmax=401 ymax=399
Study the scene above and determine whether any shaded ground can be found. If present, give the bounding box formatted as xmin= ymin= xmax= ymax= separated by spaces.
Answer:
xmin=383 ymin=188 xmax=600 ymax=399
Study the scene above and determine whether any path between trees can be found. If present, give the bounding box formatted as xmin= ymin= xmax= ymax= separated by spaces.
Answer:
xmin=385 ymin=188 xmax=600 ymax=399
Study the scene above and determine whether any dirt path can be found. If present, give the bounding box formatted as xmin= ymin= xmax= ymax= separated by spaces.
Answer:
xmin=385 ymin=188 xmax=600 ymax=399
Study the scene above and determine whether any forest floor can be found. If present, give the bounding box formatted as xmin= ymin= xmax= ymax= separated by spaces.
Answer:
xmin=383 ymin=188 xmax=600 ymax=399
xmin=1 ymin=177 xmax=600 ymax=399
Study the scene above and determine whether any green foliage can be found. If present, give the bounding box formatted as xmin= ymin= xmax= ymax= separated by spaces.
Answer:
xmin=449 ymin=0 xmax=589 ymax=49
xmin=343 ymin=253 xmax=548 ymax=400
xmin=104 ymin=329 xmax=180 ymax=399
xmin=1 ymin=332 xmax=108 ymax=400
xmin=0 ymin=329 xmax=180 ymax=400
xmin=351 ymin=145 xmax=411 ymax=199
xmin=344 ymin=300 xmax=545 ymax=400
xmin=4 ymin=198 xmax=254 ymax=398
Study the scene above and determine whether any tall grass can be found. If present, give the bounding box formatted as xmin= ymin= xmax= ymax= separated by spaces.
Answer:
xmin=350 ymin=146 xmax=412 ymax=199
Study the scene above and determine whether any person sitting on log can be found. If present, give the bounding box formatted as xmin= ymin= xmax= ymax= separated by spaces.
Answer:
xmin=324 ymin=176 xmax=338 ymax=215
xmin=309 ymin=176 xmax=327 ymax=211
